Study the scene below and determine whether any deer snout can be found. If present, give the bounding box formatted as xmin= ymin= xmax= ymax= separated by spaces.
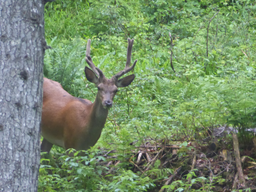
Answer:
xmin=104 ymin=100 xmax=112 ymax=108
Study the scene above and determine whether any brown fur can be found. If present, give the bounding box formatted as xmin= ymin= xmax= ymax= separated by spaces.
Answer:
xmin=41 ymin=74 xmax=134 ymax=152
xmin=41 ymin=38 xmax=137 ymax=152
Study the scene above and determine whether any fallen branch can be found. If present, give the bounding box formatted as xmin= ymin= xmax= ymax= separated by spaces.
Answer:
xmin=232 ymin=132 xmax=246 ymax=189
xmin=144 ymin=147 xmax=165 ymax=173
xmin=136 ymin=145 xmax=180 ymax=149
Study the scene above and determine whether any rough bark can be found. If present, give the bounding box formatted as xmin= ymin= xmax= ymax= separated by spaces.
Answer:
xmin=0 ymin=0 xmax=45 ymax=191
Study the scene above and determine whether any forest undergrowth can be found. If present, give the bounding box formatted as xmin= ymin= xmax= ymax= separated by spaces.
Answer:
xmin=40 ymin=0 xmax=256 ymax=191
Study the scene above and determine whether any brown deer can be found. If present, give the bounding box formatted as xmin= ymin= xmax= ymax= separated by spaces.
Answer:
xmin=41 ymin=38 xmax=137 ymax=152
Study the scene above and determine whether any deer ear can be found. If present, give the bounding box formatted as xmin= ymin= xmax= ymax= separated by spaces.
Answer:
xmin=84 ymin=66 xmax=98 ymax=84
xmin=116 ymin=74 xmax=135 ymax=87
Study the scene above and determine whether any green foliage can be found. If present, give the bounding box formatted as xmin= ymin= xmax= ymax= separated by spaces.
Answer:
xmin=39 ymin=150 xmax=106 ymax=191
xmin=161 ymin=170 xmax=225 ymax=192
xmin=39 ymin=149 xmax=154 ymax=192
xmin=42 ymin=0 xmax=256 ymax=191
xmin=103 ymin=170 xmax=154 ymax=192
xmin=44 ymin=37 xmax=89 ymax=97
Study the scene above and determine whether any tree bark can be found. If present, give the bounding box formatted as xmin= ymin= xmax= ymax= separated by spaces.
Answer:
xmin=0 ymin=0 xmax=45 ymax=191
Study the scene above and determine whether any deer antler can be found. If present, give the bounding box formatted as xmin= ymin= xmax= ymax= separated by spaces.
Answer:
xmin=85 ymin=39 xmax=104 ymax=78
xmin=113 ymin=38 xmax=138 ymax=80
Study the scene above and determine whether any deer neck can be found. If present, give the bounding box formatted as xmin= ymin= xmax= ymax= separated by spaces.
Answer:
xmin=88 ymin=93 xmax=109 ymax=130
xmin=77 ymin=94 xmax=109 ymax=150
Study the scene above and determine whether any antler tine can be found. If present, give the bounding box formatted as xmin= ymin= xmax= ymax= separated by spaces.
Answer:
xmin=113 ymin=60 xmax=137 ymax=80
xmin=125 ymin=38 xmax=134 ymax=68
xmin=113 ymin=38 xmax=137 ymax=80
xmin=85 ymin=39 xmax=100 ymax=77
xmin=86 ymin=39 xmax=91 ymax=57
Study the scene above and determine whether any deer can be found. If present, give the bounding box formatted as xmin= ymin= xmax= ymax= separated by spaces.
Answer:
xmin=41 ymin=38 xmax=137 ymax=153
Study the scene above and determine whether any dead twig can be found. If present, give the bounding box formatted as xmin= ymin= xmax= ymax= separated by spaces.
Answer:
xmin=241 ymin=50 xmax=249 ymax=59
xmin=129 ymin=159 xmax=144 ymax=173
xmin=103 ymin=150 xmax=115 ymax=157
xmin=144 ymin=147 xmax=165 ymax=173
xmin=137 ymin=152 xmax=143 ymax=164
xmin=107 ymin=160 xmax=120 ymax=174
xmin=106 ymin=161 xmax=113 ymax=167
xmin=145 ymin=152 xmax=152 ymax=162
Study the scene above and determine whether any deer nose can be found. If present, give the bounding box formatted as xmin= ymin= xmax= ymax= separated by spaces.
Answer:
xmin=105 ymin=100 xmax=112 ymax=107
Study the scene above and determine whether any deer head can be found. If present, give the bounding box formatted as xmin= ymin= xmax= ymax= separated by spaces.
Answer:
xmin=84 ymin=38 xmax=137 ymax=109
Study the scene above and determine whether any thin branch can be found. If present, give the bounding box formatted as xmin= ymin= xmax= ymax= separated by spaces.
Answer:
xmin=143 ymin=147 xmax=165 ymax=173
xmin=215 ymin=24 xmax=219 ymax=48
xmin=169 ymin=32 xmax=175 ymax=73
xmin=188 ymin=155 xmax=197 ymax=183
xmin=241 ymin=50 xmax=249 ymax=59
xmin=107 ymin=160 xmax=120 ymax=174
xmin=129 ymin=159 xmax=144 ymax=173
xmin=206 ymin=10 xmax=220 ymax=57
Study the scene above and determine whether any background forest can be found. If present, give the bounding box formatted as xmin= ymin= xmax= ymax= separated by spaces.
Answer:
xmin=39 ymin=0 xmax=256 ymax=191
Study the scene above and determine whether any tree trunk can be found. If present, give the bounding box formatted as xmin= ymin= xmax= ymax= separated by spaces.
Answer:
xmin=0 ymin=0 xmax=45 ymax=191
